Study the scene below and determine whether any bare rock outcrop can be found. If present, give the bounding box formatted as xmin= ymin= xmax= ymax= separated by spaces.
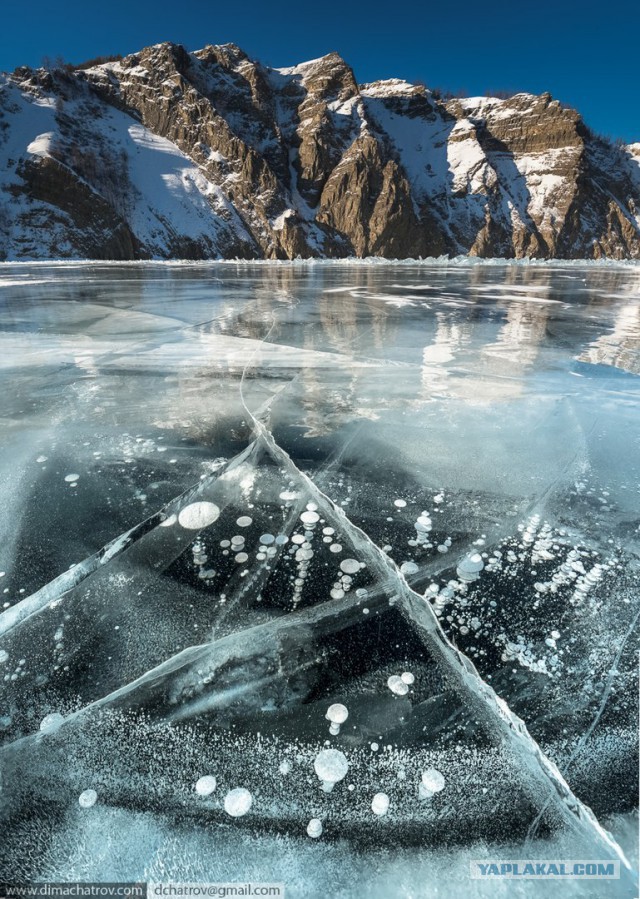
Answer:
xmin=0 ymin=43 xmax=637 ymax=260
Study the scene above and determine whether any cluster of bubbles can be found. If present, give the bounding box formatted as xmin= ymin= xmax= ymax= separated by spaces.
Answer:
xmin=320 ymin=525 xmax=339 ymax=553
xmin=256 ymin=531 xmax=288 ymax=563
xmin=413 ymin=511 xmax=433 ymax=549
xmin=216 ymin=518 xmax=255 ymax=564
xmin=520 ymin=514 xmax=541 ymax=547
xmin=2 ymin=654 xmax=27 ymax=683
xmin=289 ymin=504 xmax=321 ymax=606
xmin=498 ymin=633 xmax=556 ymax=676
xmin=192 ymin=538 xmax=215 ymax=581
xmin=456 ymin=552 xmax=485 ymax=583
xmin=529 ymin=546 xmax=610 ymax=610
xmin=194 ymin=775 xmax=252 ymax=817
xmin=425 ymin=576 xmax=485 ymax=639
xmin=387 ymin=671 xmax=414 ymax=696
xmin=229 ymin=532 xmax=249 ymax=564
xmin=483 ymin=550 xmax=503 ymax=575
xmin=425 ymin=581 xmax=456 ymax=617
xmin=529 ymin=521 xmax=557 ymax=563
xmin=330 ymin=557 xmax=364 ymax=600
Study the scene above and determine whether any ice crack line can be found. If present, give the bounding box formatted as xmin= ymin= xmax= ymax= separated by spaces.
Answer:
xmin=235 ymin=304 xmax=633 ymax=876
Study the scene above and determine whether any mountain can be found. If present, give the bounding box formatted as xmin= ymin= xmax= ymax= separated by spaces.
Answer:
xmin=1 ymin=42 xmax=639 ymax=261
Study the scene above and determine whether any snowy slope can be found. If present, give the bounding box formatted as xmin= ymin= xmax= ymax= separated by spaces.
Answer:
xmin=0 ymin=73 xmax=255 ymax=260
xmin=0 ymin=44 xmax=638 ymax=261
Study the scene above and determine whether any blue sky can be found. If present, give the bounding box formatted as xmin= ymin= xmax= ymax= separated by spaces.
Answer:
xmin=1 ymin=0 xmax=638 ymax=141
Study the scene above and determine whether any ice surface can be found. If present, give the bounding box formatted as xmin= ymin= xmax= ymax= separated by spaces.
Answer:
xmin=0 ymin=261 xmax=638 ymax=896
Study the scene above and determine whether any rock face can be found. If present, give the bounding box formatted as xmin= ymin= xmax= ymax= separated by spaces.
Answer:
xmin=0 ymin=42 xmax=638 ymax=260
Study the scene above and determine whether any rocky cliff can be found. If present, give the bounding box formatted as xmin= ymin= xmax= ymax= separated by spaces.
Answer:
xmin=1 ymin=42 xmax=639 ymax=260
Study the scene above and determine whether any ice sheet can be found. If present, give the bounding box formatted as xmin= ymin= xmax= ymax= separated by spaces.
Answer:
xmin=0 ymin=261 xmax=638 ymax=896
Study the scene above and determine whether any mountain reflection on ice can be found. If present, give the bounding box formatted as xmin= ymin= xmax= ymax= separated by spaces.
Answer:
xmin=0 ymin=261 xmax=638 ymax=897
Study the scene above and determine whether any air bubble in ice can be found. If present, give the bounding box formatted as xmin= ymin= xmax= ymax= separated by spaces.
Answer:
xmin=371 ymin=793 xmax=390 ymax=816
xmin=64 ymin=474 xmax=79 ymax=483
xmin=387 ymin=675 xmax=409 ymax=696
xmin=421 ymin=768 xmax=445 ymax=793
xmin=456 ymin=552 xmax=484 ymax=582
xmin=234 ymin=552 xmax=248 ymax=564
xmin=195 ymin=775 xmax=217 ymax=796
xmin=300 ymin=511 xmax=320 ymax=525
xmin=330 ymin=544 xmax=342 ymax=553
xmin=296 ymin=547 xmax=314 ymax=561
xmin=400 ymin=561 xmax=419 ymax=576
xmin=236 ymin=516 xmax=252 ymax=527
xmin=401 ymin=672 xmax=414 ymax=685
xmin=394 ymin=499 xmax=407 ymax=508
xmin=339 ymin=559 xmax=360 ymax=574
xmin=159 ymin=514 xmax=176 ymax=527
xmin=259 ymin=534 xmax=275 ymax=545
xmin=78 ymin=789 xmax=97 ymax=808
xmin=224 ymin=788 xmax=252 ymax=817
xmin=326 ymin=703 xmax=349 ymax=724
xmin=307 ymin=818 xmax=323 ymax=838
xmin=178 ymin=502 xmax=220 ymax=530
xmin=314 ymin=749 xmax=348 ymax=787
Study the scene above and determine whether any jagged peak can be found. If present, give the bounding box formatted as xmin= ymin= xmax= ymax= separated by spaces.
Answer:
xmin=120 ymin=41 xmax=193 ymax=72
xmin=273 ymin=50 xmax=351 ymax=77
xmin=193 ymin=43 xmax=250 ymax=65
xmin=1 ymin=39 xmax=638 ymax=262
xmin=139 ymin=41 xmax=187 ymax=58
xmin=360 ymin=78 xmax=426 ymax=98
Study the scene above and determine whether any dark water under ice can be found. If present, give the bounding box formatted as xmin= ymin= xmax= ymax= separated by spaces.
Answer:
xmin=0 ymin=260 xmax=638 ymax=897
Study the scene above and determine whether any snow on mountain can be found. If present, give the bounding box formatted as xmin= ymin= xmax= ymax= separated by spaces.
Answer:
xmin=0 ymin=43 xmax=638 ymax=260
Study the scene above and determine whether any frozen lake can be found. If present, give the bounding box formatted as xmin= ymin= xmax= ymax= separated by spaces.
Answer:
xmin=0 ymin=260 xmax=638 ymax=896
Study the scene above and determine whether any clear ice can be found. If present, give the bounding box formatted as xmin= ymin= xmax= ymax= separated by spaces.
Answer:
xmin=0 ymin=260 xmax=638 ymax=897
